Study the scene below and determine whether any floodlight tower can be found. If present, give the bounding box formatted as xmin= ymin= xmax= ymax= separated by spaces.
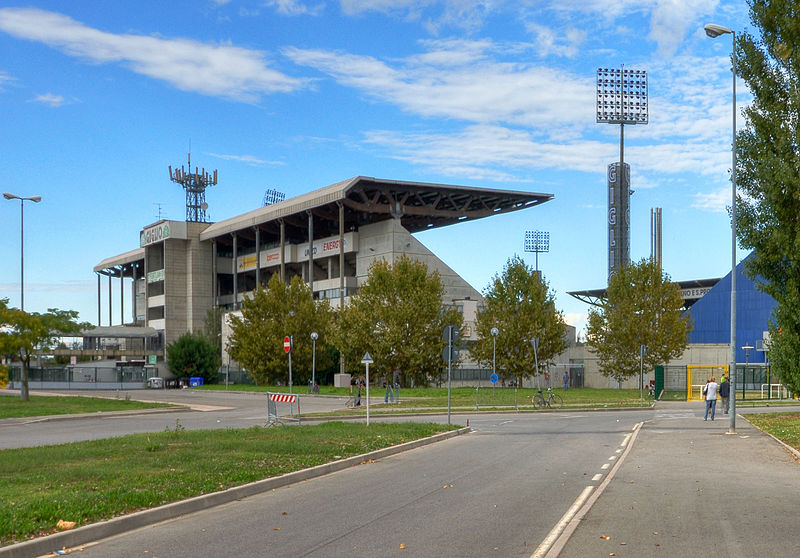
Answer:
xmin=597 ymin=67 xmax=649 ymax=280
xmin=169 ymin=153 xmax=218 ymax=222
xmin=524 ymin=230 xmax=550 ymax=274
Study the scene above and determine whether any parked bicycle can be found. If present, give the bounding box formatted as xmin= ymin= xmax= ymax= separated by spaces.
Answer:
xmin=532 ymin=387 xmax=563 ymax=409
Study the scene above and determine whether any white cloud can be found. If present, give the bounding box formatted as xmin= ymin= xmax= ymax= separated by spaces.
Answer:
xmin=31 ymin=93 xmax=66 ymax=107
xmin=692 ymin=186 xmax=730 ymax=212
xmin=284 ymin=43 xmax=596 ymax=132
xmin=0 ymin=8 xmax=307 ymax=103
xmin=206 ymin=152 xmax=285 ymax=166
xmin=269 ymin=0 xmax=326 ymax=16
xmin=0 ymin=70 xmax=14 ymax=90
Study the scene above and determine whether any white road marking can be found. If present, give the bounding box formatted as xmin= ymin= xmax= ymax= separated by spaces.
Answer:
xmin=591 ymin=473 xmax=603 ymax=481
xmin=531 ymin=485 xmax=594 ymax=558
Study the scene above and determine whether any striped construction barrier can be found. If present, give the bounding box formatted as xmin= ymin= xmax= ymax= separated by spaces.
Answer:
xmin=266 ymin=392 xmax=300 ymax=426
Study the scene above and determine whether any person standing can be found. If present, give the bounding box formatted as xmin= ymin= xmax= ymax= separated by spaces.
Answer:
xmin=704 ymin=377 xmax=719 ymax=421
xmin=719 ymin=374 xmax=730 ymax=415
xmin=562 ymin=371 xmax=569 ymax=392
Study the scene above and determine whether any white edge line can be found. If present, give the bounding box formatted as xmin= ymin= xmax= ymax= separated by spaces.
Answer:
xmin=530 ymin=485 xmax=594 ymax=558
xmin=540 ymin=421 xmax=644 ymax=558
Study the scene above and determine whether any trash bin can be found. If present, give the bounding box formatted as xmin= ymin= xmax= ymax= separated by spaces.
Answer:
xmin=189 ymin=377 xmax=204 ymax=387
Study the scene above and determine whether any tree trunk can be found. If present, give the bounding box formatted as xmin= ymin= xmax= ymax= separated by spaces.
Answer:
xmin=20 ymin=355 xmax=30 ymax=402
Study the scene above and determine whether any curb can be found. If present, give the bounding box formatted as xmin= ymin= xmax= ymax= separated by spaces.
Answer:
xmin=0 ymin=426 xmax=471 ymax=558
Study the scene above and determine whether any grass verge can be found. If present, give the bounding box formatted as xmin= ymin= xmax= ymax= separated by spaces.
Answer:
xmin=0 ymin=421 xmax=458 ymax=547
xmin=744 ymin=412 xmax=800 ymax=452
xmin=0 ymin=394 xmax=174 ymax=419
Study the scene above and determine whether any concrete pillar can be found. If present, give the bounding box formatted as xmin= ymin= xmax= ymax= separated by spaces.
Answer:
xmin=255 ymin=226 xmax=261 ymax=290
xmin=280 ymin=219 xmax=285 ymax=282
xmin=338 ymin=201 xmax=344 ymax=309
xmin=97 ymin=273 xmax=101 ymax=326
xmin=232 ymin=233 xmax=238 ymax=309
xmin=120 ymin=266 xmax=124 ymax=326
xmin=108 ymin=274 xmax=112 ymax=326
xmin=307 ymin=210 xmax=314 ymax=296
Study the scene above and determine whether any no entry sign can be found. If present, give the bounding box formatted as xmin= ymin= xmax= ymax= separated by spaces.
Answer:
xmin=283 ymin=336 xmax=292 ymax=353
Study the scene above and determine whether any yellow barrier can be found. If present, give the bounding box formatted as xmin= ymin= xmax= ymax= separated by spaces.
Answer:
xmin=687 ymin=364 xmax=728 ymax=401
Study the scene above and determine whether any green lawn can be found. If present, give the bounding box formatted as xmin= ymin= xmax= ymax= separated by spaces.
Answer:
xmin=0 ymin=394 xmax=173 ymax=419
xmin=744 ymin=412 xmax=800 ymax=451
xmin=0 ymin=421 xmax=458 ymax=547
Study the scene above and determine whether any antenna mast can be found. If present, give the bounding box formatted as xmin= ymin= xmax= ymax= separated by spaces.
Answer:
xmin=169 ymin=153 xmax=218 ymax=223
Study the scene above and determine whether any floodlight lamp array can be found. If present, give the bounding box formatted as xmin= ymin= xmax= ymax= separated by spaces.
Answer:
xmin=596 ymin=68 xmax=649 ymax=124
xmin=263 ymin=188 xmax=286 ymax=206
xmin=524 ymin=230 xmax=550 ymax=253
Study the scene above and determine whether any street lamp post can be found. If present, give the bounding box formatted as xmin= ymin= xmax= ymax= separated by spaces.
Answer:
xmin=3 ymin=192 xmax=42 ymax=311
xmin=704 ymin=23 xmax=737 ymax=433
xmin=491 ymin=327 xmax=499 ymax=381
xmin=310 ymin=331 xmax=318 ymax=392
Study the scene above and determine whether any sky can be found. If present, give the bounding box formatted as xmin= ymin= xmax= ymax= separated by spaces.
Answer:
xmin=0 ymin=0 xmax=753 ymax=337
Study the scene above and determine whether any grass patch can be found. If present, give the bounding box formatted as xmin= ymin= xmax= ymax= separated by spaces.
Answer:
xmin=0 ymin=421 xmax=457 ymax=547
xmin=0 ymin=394 xmax=173 ymax=419
xmin=744 ymin=412 xmax=800 ymax=452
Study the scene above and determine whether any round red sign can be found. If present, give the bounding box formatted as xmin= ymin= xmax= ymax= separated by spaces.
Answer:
xmin=283 ymin=336 xmax=291 ymax=353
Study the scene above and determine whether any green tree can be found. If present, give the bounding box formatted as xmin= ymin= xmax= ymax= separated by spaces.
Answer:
xmin=202 ymin=306 xmax=224 ymax=360
xmin=166 ymin=332 xmax=221 ymax=384
xmin=0 ymin=299 xmax=90 ymax=401
xmin=335 ymin=255 xmax=462 ymax=387
xmin=472 ymin=256 xmax=568 ymax=386
xmin=586 ymin=259 xmax=692 ymax=384
xmin=227 ymin=275 xmax=333 ymax=386
xmin=734 ymin=0 xmax=800 ymax=391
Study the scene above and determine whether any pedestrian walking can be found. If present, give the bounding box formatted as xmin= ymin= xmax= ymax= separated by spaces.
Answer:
xmin=719 ymin=374 xmax=730 ymax=414
xmin=703 ymin=377 xmax=719 ymax=421
xmin=562 ymin=371 xmax=569 ymax=392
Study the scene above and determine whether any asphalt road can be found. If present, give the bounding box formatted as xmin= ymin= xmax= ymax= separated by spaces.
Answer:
xmin=0 ymin=389 xmax=354 ymax=449
xmin=35 ymin=408 xmax=648 ymax=558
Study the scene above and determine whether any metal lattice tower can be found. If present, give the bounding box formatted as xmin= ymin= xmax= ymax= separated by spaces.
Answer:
xmin=169 ymin=153 xmax=218 ymax=223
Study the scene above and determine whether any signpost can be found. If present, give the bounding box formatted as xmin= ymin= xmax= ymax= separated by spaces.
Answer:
xmin=443 ymin=325 xmax=460 ymax=425
xmin=361 ymin=352 xmax=374 ymax=426
xmin=284 ymin=335 xmax=293 ymax=394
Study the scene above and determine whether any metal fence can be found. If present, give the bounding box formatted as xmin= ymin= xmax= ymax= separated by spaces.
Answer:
xmin=8 ymin=366 xmax=159 ymax=390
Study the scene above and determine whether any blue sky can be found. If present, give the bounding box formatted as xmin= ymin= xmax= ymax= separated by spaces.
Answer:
xmin=0 ymin=0 xmax=751 ymax=335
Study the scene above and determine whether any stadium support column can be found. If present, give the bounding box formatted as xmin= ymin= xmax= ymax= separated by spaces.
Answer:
xmin=108 ymin=274 xmax=112 ymax=326
xmin=97 ymin=273 xmax=101 ymax=326
xmin=232 ymin=233 xmax=238 ymax=310
xmin=338 ymin=201 xmax=345 ymax=375
xmin=307 ymin=211 xmax=314 ymax=297
xmin=120 ymin=267 xmax=124 ymax=326
xmin=279 ymin=219 xmax=285 ymax=282
xmin=255 ymin=227 xmax=261 ymax=289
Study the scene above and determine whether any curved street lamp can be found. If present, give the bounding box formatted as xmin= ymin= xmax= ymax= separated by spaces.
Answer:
xmin=3 ymin=192 xmax=42 ymax=311
xmin=704 ymin=22 xmax=737 ymax=434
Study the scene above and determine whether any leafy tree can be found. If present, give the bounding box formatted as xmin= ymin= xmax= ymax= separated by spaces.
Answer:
xmin=334 ymin=255 xmax=462 ymax=387
xmin=734 ymin=0 xmax=800 ymax=391
xmin=227 ymin=275 xmax=333 ymax=386
xmin=202 ymin=306 xmax=225 ymax=359
xmin=0 ymin=299 xmax=90 ymax=401
xmin=586 ymin=259 xmax=692 ymax=384
xmin=166 ymin=332 xmax=221 ymax=384
xmin=472 ymin=256 xmax=568 ymax=386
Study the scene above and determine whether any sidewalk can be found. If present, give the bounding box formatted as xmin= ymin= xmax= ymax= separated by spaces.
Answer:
xmin=556 ymin=402 xmax=800 ymax=557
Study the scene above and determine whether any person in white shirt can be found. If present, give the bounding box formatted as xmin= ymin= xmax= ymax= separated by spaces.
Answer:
xmin=704 ymin=377 xmax=719 ymax=421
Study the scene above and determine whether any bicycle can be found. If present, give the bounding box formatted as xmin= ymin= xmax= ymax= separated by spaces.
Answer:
xmin=532 ymin=387 xmax=563 ymax=409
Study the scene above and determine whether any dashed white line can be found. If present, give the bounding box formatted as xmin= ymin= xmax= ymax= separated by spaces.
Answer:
xmin=600 ymin=463 xmax=610 ymax=470
xmin=591 ymin=473 xmax=603 ymax=481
